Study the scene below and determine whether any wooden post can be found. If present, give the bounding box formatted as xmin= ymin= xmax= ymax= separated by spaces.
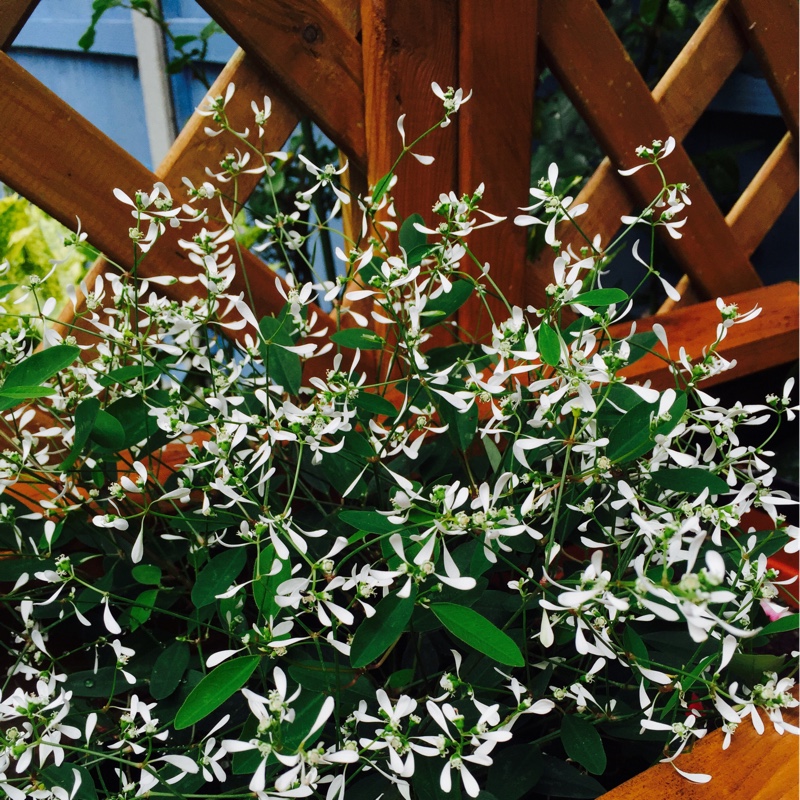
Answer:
xmin=458 ymin=0 xmax=538 ymax=334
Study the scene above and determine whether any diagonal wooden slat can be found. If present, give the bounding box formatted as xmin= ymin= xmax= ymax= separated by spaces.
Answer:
xmin=195 ymin=0 xmax=366 ymax=170
xmin=0 ymin=53 xmax=332 ymax=347
xmin=726 ymin=131 xmax=799 ymax=258
xmin=53 ymin=47 xmax=307 ymax=340
xmin=457 ymin=0 xmax=538 ymax=333
xmin=528 ymin=0 xmax=748 ymax=307
xmin=538 ymin=0 xmax=762 ymax=299
xmin=616 ymin=281 xmax=799 ymax=390
xmin=0 ymin=0 xmax=40 ymax=50
xmin=158 ymin=49 xmax=301 ymax=206
xmin=731 ymin=0 xmax=799 ymax=140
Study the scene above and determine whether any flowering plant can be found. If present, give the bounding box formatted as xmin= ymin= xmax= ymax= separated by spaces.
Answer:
xmin=0 ymin=83 xmax=797 ymax=800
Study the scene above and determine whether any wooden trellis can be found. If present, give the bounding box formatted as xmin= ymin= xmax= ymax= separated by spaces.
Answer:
xmin=0 ymin=0 xmax=797 ymax=390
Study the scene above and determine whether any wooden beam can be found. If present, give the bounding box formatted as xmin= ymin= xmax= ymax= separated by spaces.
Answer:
xmin=0 ymin=53 xmax=332 ymax=347
xmin=615 ymin=282 xmax=799 ymax=390
xmin=529 ymin=0 xmax=748 ymax=308
xmin=598 ymin=689 xmax=799 ymax=799
xmin=731 ymin=0 xmax=799 ymax=141
xmin=194 ymin=0 xmax=366 ymax=170
xmin=458 ymin=0 xmax=538 ymax=333
xmin=357 ymin=0 xmax=459 ymax=359
xmin=538 ymin=0 xmax=762 ymax=299
xmin=727 ymin=131 xmax=799 ymax=258
xmin=0 ymin=0 xmax=40 ymax=50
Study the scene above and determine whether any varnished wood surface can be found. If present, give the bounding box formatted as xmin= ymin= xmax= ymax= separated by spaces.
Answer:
xmin=539 ymin=0 xmax=762 ymax=300
xmin=598 ymin=691 xmax=799 ymax=799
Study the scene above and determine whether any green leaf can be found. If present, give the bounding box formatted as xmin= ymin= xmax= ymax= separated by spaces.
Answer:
xmin=759 ymin=613 xmax=799 ymax=636
xmin=191 ymin=547 xmax=248 ymax=608
xmin=356 ymin=390 xmax=398 ymax=417
xmin=150 ymin=641 xmax=191 ymax=700
xmin=421 ymin=280 xmax=474 ymax=327
xmin=330 ymin=328 xmax=386 ymax=351
xmin=351 ymin=586 xmax=417 ymax=668
xmin=572 ymin=288 xmax=629 ymax=307
xmin=729 ymin=653 xmax=786 ymax=685
xmin=41 ymin=764 xmax=98 ymax=800
xmin=60 ymin=397 xmax=100 ymax=470
xmin=372 ymin=172 xmax=393 ymax=205
xmin=483 ymin=435 xmax=503 ymax=473
xmin=65 ymin=666 xmax=142 ymax=697
xmin=560 ymin=715 xmax=607 ymax=775
xmin=535 ymin=755 xmax=605 ymax=798
xmin=431 ymin=603 xmax=524 ymax=667
xmin=650 ymin=468 xmax=729 ymax=496
xmin=0 ymin=283 xmax=18 ymax=299
xmin=399 ymin=213 xmax=427 ymax=254
xmin=0 ymin=344 xmax=79 ymax=410
xmin=127 ymin=588 xmax=158 ymax=630
xmin=537 ymin=321 xmax=561 ymax=367
xmin=96 ymin=364 xmax=161 ymax=387
xmin=132 ymin=564 xmax=162 ymax=585
xmin=438 ymin=395 xmax=478 ymax=452
xmin=0 ymin=385 xmax=55 ymax=398
xmin=625 ymin=331 xmax=659 ymax=365
xmin=90 ymin=409 xmax=126 ymax=449
xmin=260 ymin=315 xmax=302 ymax=394
xmin=175 ymin=655 xmax=260 ymax=729
xmin=487 ymin=744 xmax=543 ymax=800
xmin=339 ymin=509 xmax=398 ymax=534
xmin=607 ymin=390 xmax=686 ymax=463
xmin=414 ymin=754 xmax=462 ymax=800
xmin=386 ymin=668 xmax=415 ymax=689
xmin=253 ymin=545 xmax=290 ymax=622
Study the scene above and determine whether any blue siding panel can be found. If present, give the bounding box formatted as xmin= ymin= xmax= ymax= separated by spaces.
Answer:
xmin=10 ymin=48 xmax=152 ymax=168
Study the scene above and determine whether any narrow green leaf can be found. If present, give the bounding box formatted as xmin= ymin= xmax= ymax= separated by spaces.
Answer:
xmin=536 ymin=755 xmax=605 ymax=798
xmin=560 ymin=715 xmax=607 ymax=775
xmin=487 ymin=744 xmax=543 ymax=800
xmin=607 ymin=391 xmax=686 ymax=463
xmin=624 ymin=331 xmax=659 ymax=365
xmin=0 ymin=385 xmax=55 ymax=399
xmin=0 ymin=344 xmax=79 ymax=410
xmin=351 ymin=587 xmax=417 ymax=669
xmin=483 ymin=435 xmax=503 ymax=473
xmin=759 ymin=613 xmax=799 ymax=636
xmin=260 ymin=315 xmax=302 ymax=394
xmin=438 ymin=395 xmax=478 ymax=452
xmin=127 ymin=588 xmax=158 ymax=630
xmin=174 ymin=655 xmax=260 ymax=729
xmin=421 ymin=280 xmax=474 ymax=328
xmin=0 ymin=283 xmax=18 ymax=299
xmin=572 ymin=288 xmax=629 ymax=307
xmin=537 ymin=322 xmax=561 ymax=367
xmin=253 ymin=545 xmax=290 ymax=621
xmin=372 ymin=172 xmax=393 ymax=205
xmin=150 ymin=641 xmax=191 ymax=700
xmin=431 ymin=603 xmax=524 ymax=667
xmin=60 ymin=398 xmax=100 ymax=470
xmin=650 ymin=468 xmax=729 ymax=496
xmin=330 ymin=328 xmax=386 ymax=351
xmin=191 ymin=547 xmax=248 ymax=608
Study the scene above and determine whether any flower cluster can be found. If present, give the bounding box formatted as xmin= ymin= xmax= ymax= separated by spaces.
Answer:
xmin=0 ymin=82 xmax=796 ymax=800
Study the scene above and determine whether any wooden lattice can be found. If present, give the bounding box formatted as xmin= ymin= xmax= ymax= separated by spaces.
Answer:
xmin=0 ymin=0 xmax=797 ymax=389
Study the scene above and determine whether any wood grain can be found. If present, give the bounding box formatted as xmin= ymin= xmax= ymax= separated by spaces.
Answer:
xmin=529 ymin=0 xmax=748 ymax=309
xmin=615 ymin=281 xmax=799 ymax=390
xmin=731 ymin=0 xmax=799 ymax=140
xmin=598 ymin=689 xmax=799 ymax=799
xmin=195 ymin=0 xmax=366 ymax=169
xmin=538 ymin=0 xmax=762 ymax=299
xmin=0 ymin=0 xmax=40 ymax=50
xmin=458 ymin=0 xmax=538 ymax=333
xmin=727 ymin=131 xmax=799 ymax=258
